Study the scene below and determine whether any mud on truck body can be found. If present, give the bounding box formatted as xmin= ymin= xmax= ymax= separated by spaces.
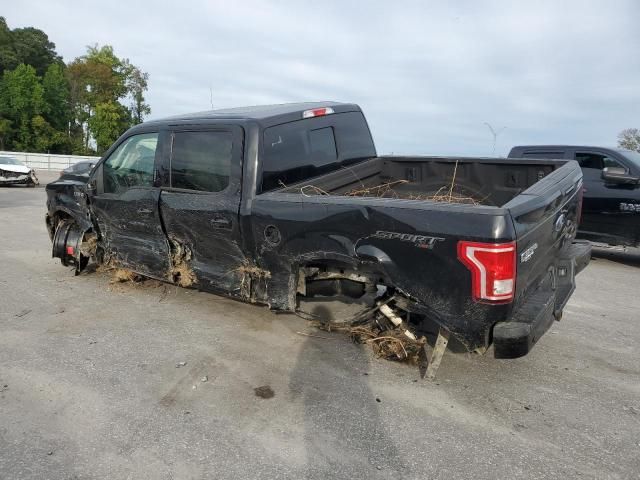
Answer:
xmin=46 ymin=102 xmax=591 ymax=371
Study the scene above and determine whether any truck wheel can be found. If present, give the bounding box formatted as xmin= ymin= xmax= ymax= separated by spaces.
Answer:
xmin=52 ymin=219 xmax=90 ymax=274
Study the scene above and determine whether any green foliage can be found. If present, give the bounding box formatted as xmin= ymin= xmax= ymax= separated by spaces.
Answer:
xmin=127 ymin=66 xmax=151 ymax=125
xmin=0 ymin=17 xmax=151 ymax=155
xmin=0 ymin=117 xmax=11 ymax=150
xmin=618 ymin=128 xmax=640 ymax=153
xmin=0 ymin=16 xmax=60 ymax=76
xmin=42 ymin=63 xmax=70 ymax=131
xmin=88 ymin=101 xmax=128 ymax=152
xmin=0 ymin=63 xmax=45 ymax=150
xmin=1 ymin=63 xmax=44 ymax=118
xmin=31 ymin=114 xmax=66 ymax=152
xmin=67 ymin=43 xmax=150 ymax=153
xmin=0 ymin=17 xmax=19 ymax=74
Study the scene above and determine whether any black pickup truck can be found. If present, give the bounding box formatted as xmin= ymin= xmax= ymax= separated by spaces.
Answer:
xmin=46 ymin=103 xmax=590 ymax=360
xmin=509 ymin=145 xmax=640 ymax=247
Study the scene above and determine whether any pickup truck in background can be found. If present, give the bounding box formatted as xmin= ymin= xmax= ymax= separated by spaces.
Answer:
xmin=45 ymin=103 xmax=590 ymax=365
xmin=509 ymin=145 xmax=640 ymax=247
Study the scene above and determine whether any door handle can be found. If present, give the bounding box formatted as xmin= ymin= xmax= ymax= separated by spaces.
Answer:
xmin=211 ymin=217 xmax=232 ymax=229
xmin=137 ymin=208 xmax=153 ymax=214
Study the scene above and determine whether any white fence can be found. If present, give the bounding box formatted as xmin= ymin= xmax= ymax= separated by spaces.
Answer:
xmin=0 ymin=151 xmax=101 ymax=171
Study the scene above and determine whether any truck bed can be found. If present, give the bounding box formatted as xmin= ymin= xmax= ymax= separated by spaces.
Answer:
xmin=279 ymin=156 xmax=565 ymax=207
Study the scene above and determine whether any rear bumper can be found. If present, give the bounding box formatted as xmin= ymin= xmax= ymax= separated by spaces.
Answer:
xmin=493 ymin=240 xmax=592 ymax=359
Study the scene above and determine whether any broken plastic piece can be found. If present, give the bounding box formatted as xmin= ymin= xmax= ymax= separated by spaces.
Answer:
xmin=426 ymin=328 xmax=450 ymax=380
xmin=379 ymin=303 xmax=417 ymax=341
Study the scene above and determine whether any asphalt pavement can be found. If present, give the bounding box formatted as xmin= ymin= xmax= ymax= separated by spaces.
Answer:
xmin=1 ymin=187 xmax=639 ymax=480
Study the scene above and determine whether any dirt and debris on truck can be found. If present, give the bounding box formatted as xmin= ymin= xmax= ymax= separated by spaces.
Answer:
xmin=45 ymin=102 xmax=591 ymax=376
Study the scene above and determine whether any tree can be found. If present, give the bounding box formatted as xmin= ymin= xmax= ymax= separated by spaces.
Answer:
xmin=126 ymin=65 xmax=150 ymax=124
xmin=0 ymin=117 xmax=11 ymax=150
xmin=0 ymin=17 xmax=60 ymax=75
xmin=42 ymin=63 xmax=70 ymax=132
xmin=618 ymin=128 xmax=640 ymax=153
xmin=0 ymin=18 xmax=152 ymax=154
xmin=31 ymin=114 xmax=65 ymax=152
xmin=0 ymin=63 xmax=45 ymax=150
xmin=67 ymin=44 xmax=150 ymax=153
xmin=88 ymin=101 xmax=127 ymax=152
xmin=0 ymin=17 xmax=18 ymax=73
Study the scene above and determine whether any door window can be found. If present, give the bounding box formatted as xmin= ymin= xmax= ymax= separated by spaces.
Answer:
xmin=575 ymin=152 xmax=625 ymax=171
xmin=103 ymin=133 xmax=158 ymax=194
xmin=170 ymin=131 xmax=232 ymax=192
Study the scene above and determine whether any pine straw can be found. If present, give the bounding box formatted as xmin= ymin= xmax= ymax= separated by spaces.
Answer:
xmin=314 ymin=321 xmax=427 ymax=364
xmin=299 ymin=161 xmax=484 ymax=205
xmin=96 ymin=262 xmax=145 ymax=284
xmin=227 ymin=262 xmax=271 ymax=297
xmin=171 ymin=263 xmax=197 ymax=287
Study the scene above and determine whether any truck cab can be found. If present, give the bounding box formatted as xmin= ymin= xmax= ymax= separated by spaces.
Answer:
xmin=509 ymin=145 xmax=640 ymax=247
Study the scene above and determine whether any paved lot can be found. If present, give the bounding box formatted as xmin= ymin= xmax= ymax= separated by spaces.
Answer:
xmin=1 ymin=187 xmax=639 ymax=480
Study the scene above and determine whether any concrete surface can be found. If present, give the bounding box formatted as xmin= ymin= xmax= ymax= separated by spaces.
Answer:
xmin=1 ymin=187 xmax=639 ymax=480
xmin=34 ymin=169 xmax=64 ymax=186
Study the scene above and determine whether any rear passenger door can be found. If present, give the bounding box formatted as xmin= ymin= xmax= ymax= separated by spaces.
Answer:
xmin=158 ymin=126 xmax=245 ymax=292
xmin=571 ymin=149 xmax=635 ymax=244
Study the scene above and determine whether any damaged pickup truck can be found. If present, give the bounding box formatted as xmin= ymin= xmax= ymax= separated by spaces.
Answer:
xmin=45 ymin=102 xmax=590 ymax=367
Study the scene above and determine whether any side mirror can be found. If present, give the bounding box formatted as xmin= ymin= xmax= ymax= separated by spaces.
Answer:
xmin=602 ymin=167 xmax=640 ymax=185
xmin=87 ymin=164 xmax=103 ymax=194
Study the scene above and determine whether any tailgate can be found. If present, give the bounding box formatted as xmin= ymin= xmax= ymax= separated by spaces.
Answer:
xmin=504 ymin=160 xmax=584 ymax=308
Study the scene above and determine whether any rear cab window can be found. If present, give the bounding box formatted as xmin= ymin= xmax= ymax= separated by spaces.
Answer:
xmin=520 ymin=151 xmax=565 ymax=159
xmin=260 ymin=112 xmax=376 ymax=192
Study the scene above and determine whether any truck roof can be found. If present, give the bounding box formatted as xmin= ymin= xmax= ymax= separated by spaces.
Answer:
xmin=147 ymin=102 xmax=362 ymax=128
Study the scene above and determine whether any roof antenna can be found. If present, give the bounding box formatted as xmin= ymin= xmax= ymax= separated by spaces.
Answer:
xmin=484 ymin=122 xmax=506 ymax=156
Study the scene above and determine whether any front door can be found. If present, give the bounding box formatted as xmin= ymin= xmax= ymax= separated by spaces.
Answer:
xmin=89 ymin=131 xmax=171 ymax=278
xmin=574 ymin=150 xmax=640 ymax=245
xmin=158 ymin=126 xmax=245 ymax=293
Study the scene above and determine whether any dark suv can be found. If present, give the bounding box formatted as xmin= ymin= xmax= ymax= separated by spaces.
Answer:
xmin=509 ymin=146 xmax=640 ymax=247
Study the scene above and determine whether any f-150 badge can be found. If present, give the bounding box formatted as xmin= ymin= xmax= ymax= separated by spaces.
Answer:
xmin=520 ymin=243 xmax=538 ymax=263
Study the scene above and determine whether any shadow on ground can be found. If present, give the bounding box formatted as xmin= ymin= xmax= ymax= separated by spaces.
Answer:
xmin=290 ymin=301 xmax=405 ymax=477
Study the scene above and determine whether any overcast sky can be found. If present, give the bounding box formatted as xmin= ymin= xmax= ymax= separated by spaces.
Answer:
xmin=5 ymin=1 xmax=640 ymax=155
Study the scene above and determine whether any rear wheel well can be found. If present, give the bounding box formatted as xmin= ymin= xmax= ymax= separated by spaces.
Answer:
xmin=296 ymin=261 xmax=388 ymax=300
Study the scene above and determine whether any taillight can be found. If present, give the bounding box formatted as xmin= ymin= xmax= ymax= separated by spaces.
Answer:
xmin=302 ymin=107 xmax=334 ymax=119
xmin=457 ymin=241 xmax=516 ymax=303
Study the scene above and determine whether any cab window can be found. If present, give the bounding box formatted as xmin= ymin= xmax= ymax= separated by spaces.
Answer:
xmin=169 ymin=131 xmax=232 ymax=192
xmin=575 ymin=152 xmax=625 ymax=171
xmin=521 ymin=151 xmax=564 ymax=159
xmin=103 ymin=133 xmax=158 ymax=194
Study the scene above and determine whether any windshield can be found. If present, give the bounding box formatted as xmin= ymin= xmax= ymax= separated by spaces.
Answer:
xmin=618 ymin=149 xmax=640 ymax=168
xmin=0 ymin=156 xmax=24 ymax=166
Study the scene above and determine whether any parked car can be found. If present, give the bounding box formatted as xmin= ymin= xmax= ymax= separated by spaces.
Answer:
xmin=45 ymin=103 xmax=590 ymax=363
xmin=59 ymin=161 xmax=97 ymax=180
xmin=508 ymin=145 xmax=640 ymax=247
xmin=0 ymin=155 xmax=39 ymax=187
